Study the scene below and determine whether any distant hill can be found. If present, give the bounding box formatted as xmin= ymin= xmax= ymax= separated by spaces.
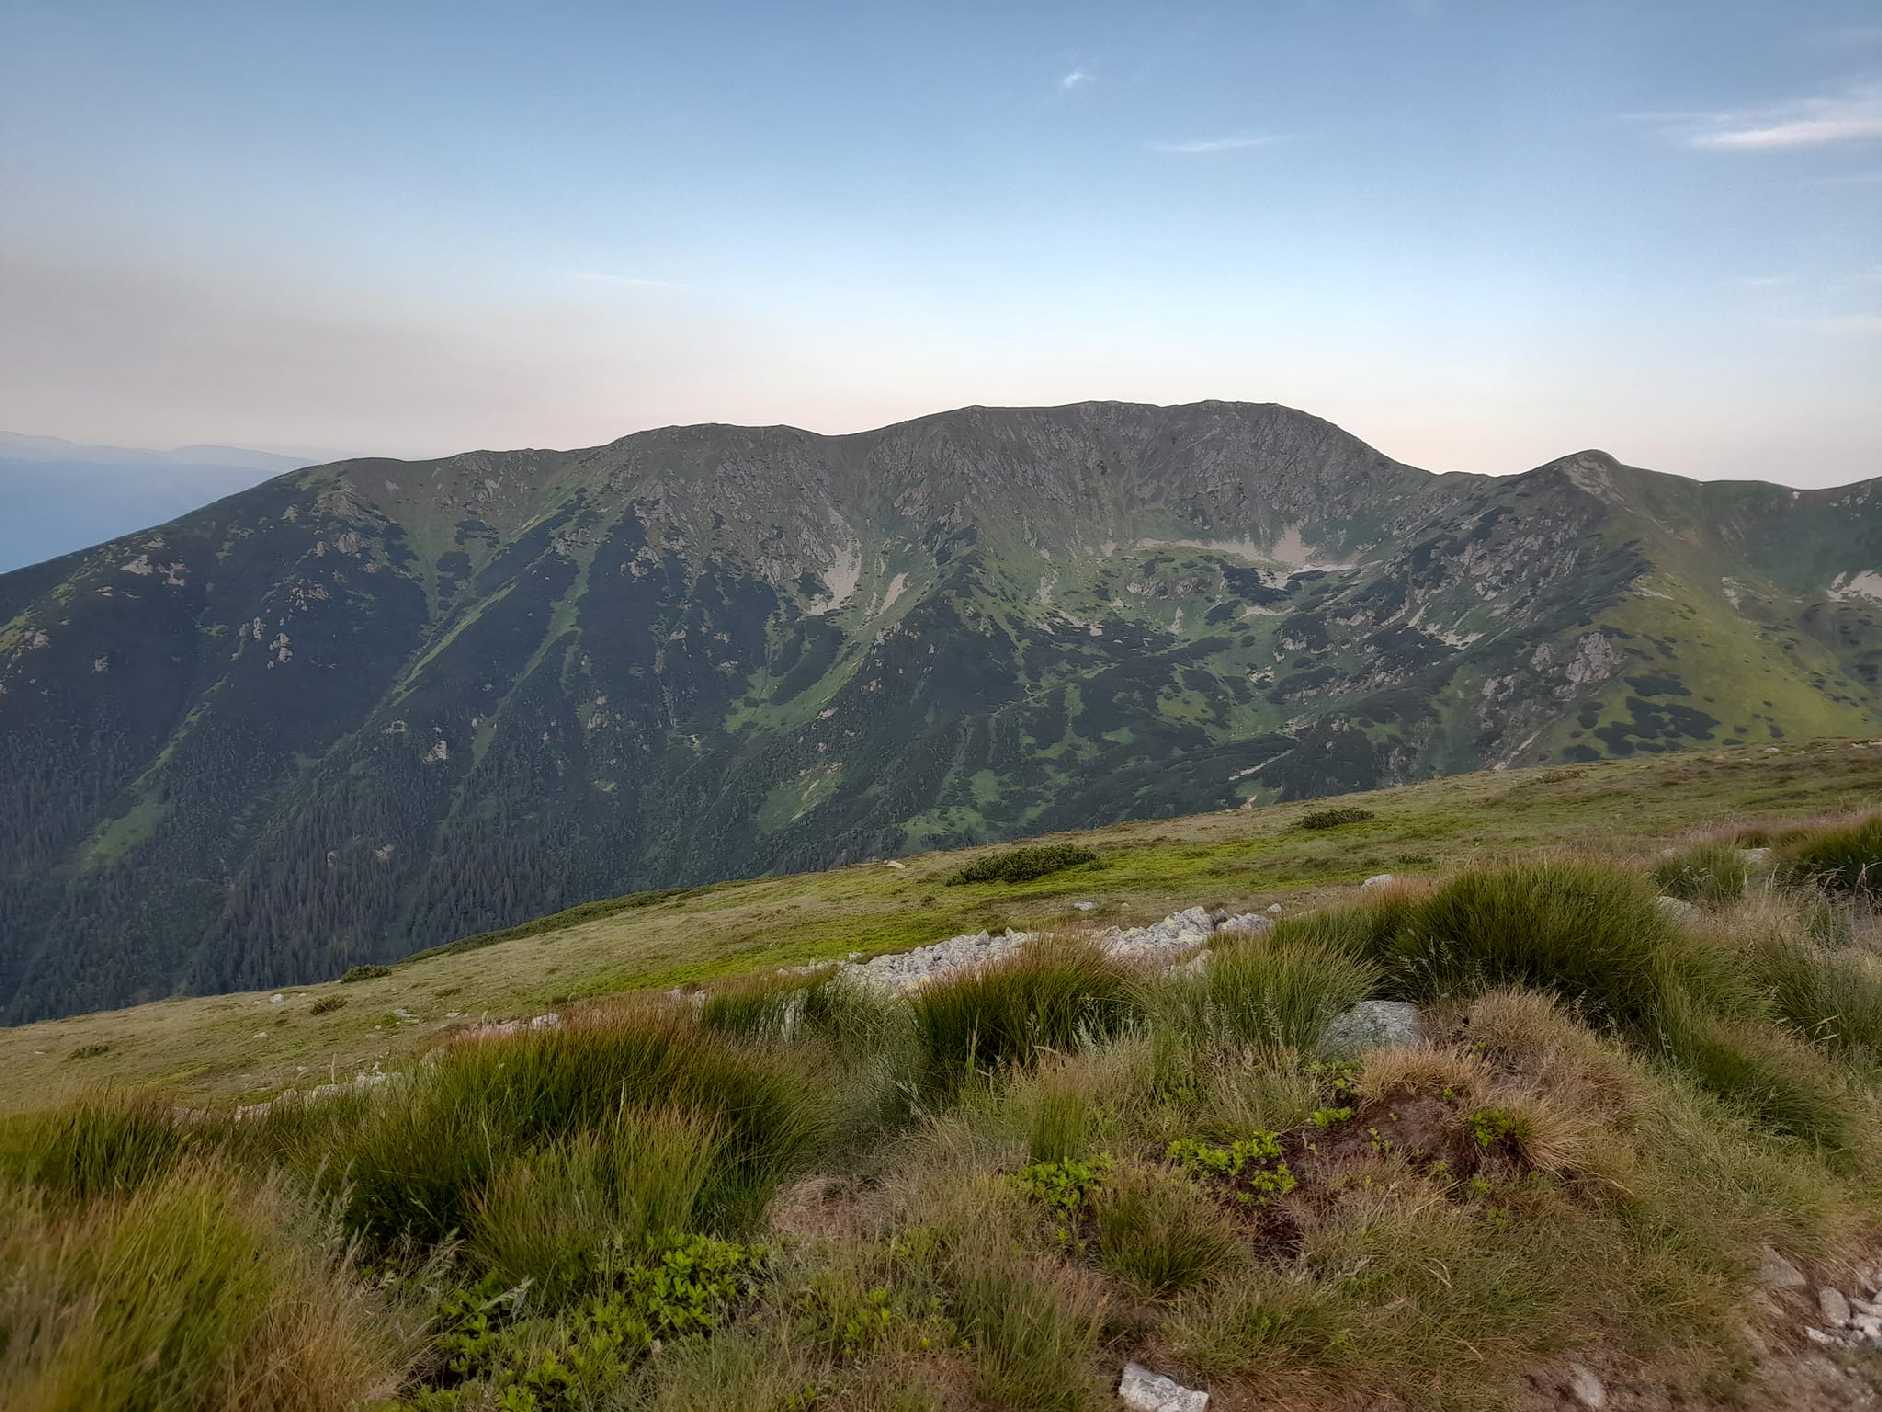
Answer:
xmin=3 ymin=399 xmax=1881 ymax=1020
xmin=0 ymin=433 xmax=318 ymax=572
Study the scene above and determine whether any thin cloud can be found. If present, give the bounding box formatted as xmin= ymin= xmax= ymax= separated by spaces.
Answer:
xmin=1144 ymin=134 xmax=1283 ymax=154
xmin=1680 ymin=85 xmax=1882 ymax=151
xmin=571 ymin=271 xmax=682 ymax=290
xmin=1806 ymin=313 xmax=1882 ymax=334
xmin=1059 ymin=69 xmax=1092 ymax=91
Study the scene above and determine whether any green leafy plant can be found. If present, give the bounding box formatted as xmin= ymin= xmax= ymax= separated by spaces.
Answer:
xmin=946 ymin=844 xmax=1099 ymax=886
xmin=1298 ymin=806 xmax=1377 ymax=831
xmin=341 ymin=964 xmax=393 ymax=983
xmin=1015 ymin=1153 xmax=1114 ymax=1247
xmin=1165 ymin=1133 xmax=1297 ymax=1206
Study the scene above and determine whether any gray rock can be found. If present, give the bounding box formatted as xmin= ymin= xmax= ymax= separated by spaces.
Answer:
xmin=1321 ymin=1000 xmax=1421 ymax=1053
xmin=1566 ymin=1362 xmax=1606 ymax=1411
xmin=1653 ymin=895 xmax=1698 ymax=922
xmin=1213 ymin=913 xmax=1272 ymax=936
xmin=1267 ymin=902 xmax=1284 ymax=914
xmin=1360 ymin=873 xmax=1395 ymax=890
xmin=1739 ymin=847 xmax=1771 ymax=865
xmin=1758 ymin=1246 xmax=1808 ymax=1290
xmin=1117 ymin=1362 xmax=1208 ymax=1412
xmin=1820 ymin=1286 xmax=1852 ymax=1328
xmin=1072 ymin=899 xmax=1099 ymax=912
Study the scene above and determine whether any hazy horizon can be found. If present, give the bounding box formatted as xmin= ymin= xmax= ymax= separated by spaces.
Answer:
xmin=3 ymin=0 xmax=1879 ymax=487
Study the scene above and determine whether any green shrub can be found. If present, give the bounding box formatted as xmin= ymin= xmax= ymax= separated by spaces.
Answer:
xmin=468 ymin=1107 xmax=725 ymax=1302
xmin=946 ymin=844 xmax=1099 ymax=887
xmin=418 ymin=1232 xmax=768 ymax=1408
xmin=1091 ymin=1163 xmax=1243 ymax=1297
xmin=1160 ymin=934 xmax=1376 ymax=1052
xmin=341 ymin=964 xmax=393 ymax=983
xmin=1015 ymin=1154 xmax=1113 ymax=1248
xmin=1652 ymin=844 xmax=1750 ymax=905
xmin=1298 ymin=806 xmax=1376 ymax=830
xmin=910 ymin=939 xmax=1143 ymax=1094
xmin=1165 ymin=1133 xmax=1297 ymax=1206
xmin=1777 ymin=816 xmax=1882 ymax=896
xmin=309 ymin=995 xmax=346 ymax=1016
xmin=338 ymin=1013 xmax=834 ymax=1246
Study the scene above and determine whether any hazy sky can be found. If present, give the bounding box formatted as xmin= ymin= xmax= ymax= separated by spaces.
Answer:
xmin=2 ymin=1 xmax=1879 ymax=485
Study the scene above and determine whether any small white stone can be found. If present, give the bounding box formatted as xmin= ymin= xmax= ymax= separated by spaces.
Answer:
xmin=269 ymin=993 xmax=285 ymax=1005
xmin=1566 ymin=1362 xmax=1606 ymax=1411
xmin=1072 ymin=899 xmax=1099 ymax=912
xmin=1267 ymin=902 xmax=1283 ymax=914
xmin=1819 ymin=1286 xmax=1852 ymax=1327
xmin=1118 ymin=1361 xmax=1208 ymax=1412
xmin=1360 ymin=873 xmax=1395 ymax=889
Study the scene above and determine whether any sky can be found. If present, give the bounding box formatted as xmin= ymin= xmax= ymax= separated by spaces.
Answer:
xmin=1 ymin=0 xmax=1879 ymax=486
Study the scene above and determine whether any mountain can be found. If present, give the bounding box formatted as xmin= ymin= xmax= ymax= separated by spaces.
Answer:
xmin=3 ymin=399 xmax=1880 ymax=1021
xmin=0 ymin=434 xmax=319 ymax=572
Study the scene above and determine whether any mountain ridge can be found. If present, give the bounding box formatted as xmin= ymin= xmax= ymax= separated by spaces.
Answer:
xmin=4 ymin=399 xmax=1881 ymax=1021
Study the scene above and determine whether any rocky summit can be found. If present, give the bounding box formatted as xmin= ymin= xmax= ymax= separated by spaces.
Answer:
xmin=4 ymin=398 xmax=1882 ymax=1020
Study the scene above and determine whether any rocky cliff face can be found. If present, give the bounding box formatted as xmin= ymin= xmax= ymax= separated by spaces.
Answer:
xmin=4 ymin=401 xmax=1880 ymax=1020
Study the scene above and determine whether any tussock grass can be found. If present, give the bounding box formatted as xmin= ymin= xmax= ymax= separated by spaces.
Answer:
xmin=1157 ymin=932 xmax=1377 ymax=1053
xmin=944 ymin=1226 xmax=1107 ymax=1412
xmin=340 ymin=1009 xmax=835 ymax=1245
xmin=0 ymin=1091 xmax=197 ymax=1203
xmin=469 ymin=1106 xmax=725 ymax=1301
xmin=0 ymin=1162 xmax=413 ymax=1412
xmin=1091 ymin=1161 xmax=1244 ymax=1298
xmin=1776 ymin=814 xmax=1882 ymax=896
xmin=910 ymin=937 xmax=1143 ymax=1095
xmin=1652 ymin=843 xmax=1750 ymax=905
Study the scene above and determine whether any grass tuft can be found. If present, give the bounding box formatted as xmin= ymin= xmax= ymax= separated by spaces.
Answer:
xmin=1651 ymin=843 xmax=1750 ymax=905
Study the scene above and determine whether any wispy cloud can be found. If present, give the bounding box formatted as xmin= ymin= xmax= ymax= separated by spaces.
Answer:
xmin=571 ymin=271 xmax=682 ymax=290
xmin=1143 ymin=134 xmax=1283 ymax=155
xmin=1678 ymin=84 xmax=1882 ymax=151
xmin=1059 ymin=68 xmax=1092 ymax=91
xmin=1804 ymin=313 xmax=1882 ymax=334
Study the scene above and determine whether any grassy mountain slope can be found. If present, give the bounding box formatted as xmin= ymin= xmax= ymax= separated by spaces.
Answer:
xmin=5 ymin=402 xmax=1882 ymax=1021
xmin=4 ymin=736 xmax=1881 ymax=1115
xmin=7 ymin=742 xmax=1882 ymax=1410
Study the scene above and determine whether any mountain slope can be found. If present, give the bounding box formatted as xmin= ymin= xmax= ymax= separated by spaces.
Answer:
xmin=4 ymin=400 xmax=1881 ymax=1020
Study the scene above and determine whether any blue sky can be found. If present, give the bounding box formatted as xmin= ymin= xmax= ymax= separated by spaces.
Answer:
xmin=1 ymin=1 xmax=1878 ymax=484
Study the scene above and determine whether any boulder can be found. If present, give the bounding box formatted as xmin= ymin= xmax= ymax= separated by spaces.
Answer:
xmin=1321 ymin=1000 xmax=1421 ymax=1053
xmin=1360 ymin=873 xmax=1396 ymax=890
xmin=1213 ymin=913 xmax=1272 ymax=936
xmin=1653 ymin=895 xmax=1698 ymax=922
xmin=1118 ymin=1362 xmax=1208 ymax=1412
xmin=1819 ymin=1286 xmax=1852 ymax=1328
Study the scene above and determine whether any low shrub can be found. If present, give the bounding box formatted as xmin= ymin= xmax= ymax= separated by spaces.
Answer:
xmin=341 ymin=964 xmax=393 ymax=983
xmin=946 ymin=844 xmax=1099 ymax=887
xmin=1165 ymin=1132 xmax=1297 ymax=1206
xmin=1776 ymin=815 xmax=1882 ymax=896
xmin=309 ymin=995 xmax=346 ymax=1016
xmin=910 ymin=938 xmax=1143 ymax=1095
xmin=1651 ymin=844 xmax=1750 ymax=905
xmin=1297 ymin=806 xmax=1376 ymax=830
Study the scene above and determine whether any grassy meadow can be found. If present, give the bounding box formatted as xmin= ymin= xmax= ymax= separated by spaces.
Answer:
xmin=5 ymin=740 xmax=1882 ymax=1407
